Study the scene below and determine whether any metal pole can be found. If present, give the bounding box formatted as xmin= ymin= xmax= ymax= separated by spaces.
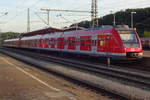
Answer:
xmin=110 ymin=11 xmax=116 ymax=26
xmin=107 ymin=57 xmax=111 ymax=67
xmin=47 ymin=11 xmax=50 ymax=26
xmin=113 ymin=13 xmax=116 ymax=26
xmin=131 ymin=12 xmax=133 ymax=29
xmin=131 ymin=12 xmax=136 ymax=29
xmin=95 ymin=0 xmax=98 ymax=27
xmin=27 ymin=8 xmax=30 ymax=32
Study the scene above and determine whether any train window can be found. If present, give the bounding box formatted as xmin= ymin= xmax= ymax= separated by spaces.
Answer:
xmin=81 ymin=40 xmax=84 ymax=42
xmin=86 ymin=37 xmax=91 ymax=46
xmin=100 ymin=37 xmax=103 ymax=41
xmin=72 ymin=40 xmax=75 ymax=46
xmin=46 ymin=39 xmax=49 ymax=43
xmin=80 ymin=38 xmax=84 ymax=46
xmin=81 ymin=43 xmax=84 ymax=46
xmin=106 ymin=36 xmax=109 ymax=40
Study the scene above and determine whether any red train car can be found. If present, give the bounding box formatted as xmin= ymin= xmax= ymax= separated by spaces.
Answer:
xmin=3 ymin=25 xmax=143 ymax=60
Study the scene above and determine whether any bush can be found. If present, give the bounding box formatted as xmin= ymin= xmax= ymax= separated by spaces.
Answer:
xmin=143 ymin=31 xmax=150 ymax=37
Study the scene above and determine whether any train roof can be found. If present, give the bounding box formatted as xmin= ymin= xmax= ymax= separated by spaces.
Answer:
xmin=21 ymin=35 xmax=42 ymax=40
xmin=4 ymin=38 xmax=19 ymax=42
xmin=21 ymin=25 xmax=131 ymax=38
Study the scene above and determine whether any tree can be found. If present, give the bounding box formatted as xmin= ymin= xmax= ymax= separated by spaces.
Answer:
xmin=0 ymin=32 xmax=21 ymax=46
xmin=70 ymin=7 xmax=150 ymax=37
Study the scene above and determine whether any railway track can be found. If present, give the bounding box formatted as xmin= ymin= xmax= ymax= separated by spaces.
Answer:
xmin=1 ymin=47 xmax=150 ymax=100
xmin=3 ymin=47 xmax=150 ymax=90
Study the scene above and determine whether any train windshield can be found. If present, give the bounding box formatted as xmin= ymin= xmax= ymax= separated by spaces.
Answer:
xmin=118 ymin=30 xmax=139 ymax=48
xmin=118 ymin=30 xmax=138 ymax=43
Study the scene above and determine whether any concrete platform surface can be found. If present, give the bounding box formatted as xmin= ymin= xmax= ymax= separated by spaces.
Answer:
xmin=0 ymin=53 xmax=111 ymax=100
xmin=144 ymin=50 xmax=150 ymax=57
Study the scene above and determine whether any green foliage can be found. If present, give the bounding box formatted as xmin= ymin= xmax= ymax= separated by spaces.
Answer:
xmin=0 ymin=32 xmax=21 ymax=45
xmin=143 ymin=31 xmax=150 ymax=37
xmin=71 ymin=7 xmax=150 ymax=37
xmin=0 ymin=32 xmax=20 ymax=39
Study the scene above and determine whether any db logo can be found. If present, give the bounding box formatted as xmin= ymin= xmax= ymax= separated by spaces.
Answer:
xmin=131 ymin=48 xmax=135 ymax=51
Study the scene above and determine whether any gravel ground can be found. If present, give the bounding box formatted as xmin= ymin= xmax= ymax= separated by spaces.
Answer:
xmin=0 ymin=53 xmax=112 ymax=100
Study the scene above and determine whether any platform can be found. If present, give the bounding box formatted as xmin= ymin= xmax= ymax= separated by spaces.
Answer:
xmin=0 ymin=53 xmax=108 ymax=100
xmin=143 ymin=50 xmax=150 ymax=57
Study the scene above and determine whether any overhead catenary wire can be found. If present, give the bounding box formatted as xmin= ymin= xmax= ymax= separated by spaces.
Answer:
xmin=34 ymin=12 xmax=49 ymax=26
xmin=1 ymin=0 xmax=150 ymax=32
xmin=4 ymin=0 xmax=42 ymax=25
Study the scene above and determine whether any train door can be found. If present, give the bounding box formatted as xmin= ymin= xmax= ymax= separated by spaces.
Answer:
xmin=97 ymin=35 xmax=105 ymax=52
xmin=105 ymin=35 xmax=111 ymax=56
xmin=97 ymin=34 xmax=110 ymax=55
xmin=68 ymin=37 xmax=76 ymax=50
xmin=39 ymin=39 xmax=44 ymax=48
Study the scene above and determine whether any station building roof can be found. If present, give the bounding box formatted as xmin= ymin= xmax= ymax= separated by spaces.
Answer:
xmin=22 ymin=27 xmax=63 ymax=37
xmin=21 ymin=27 xmax=85 ymax=37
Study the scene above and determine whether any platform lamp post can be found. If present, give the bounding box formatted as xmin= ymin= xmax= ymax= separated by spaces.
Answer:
xmin=110 ymin=10 xmax=116 ymax=26
xmin=131 ymin=11 xmax=136 ymax=29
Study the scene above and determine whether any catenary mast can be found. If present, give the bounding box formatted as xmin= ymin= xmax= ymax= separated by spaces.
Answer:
xmin=91 ymin=0 xmax=98 ymax=27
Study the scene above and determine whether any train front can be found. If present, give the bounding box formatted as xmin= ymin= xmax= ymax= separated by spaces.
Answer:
xmin=116 ymin=26 xmax=143 ymax=59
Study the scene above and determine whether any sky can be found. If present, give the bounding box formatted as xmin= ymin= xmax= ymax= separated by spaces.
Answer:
xmin=0 ymin=0 xmax=149 ymax=32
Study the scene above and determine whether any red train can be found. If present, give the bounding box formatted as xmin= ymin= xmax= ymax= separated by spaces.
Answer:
xmin=3 ymin=25 xmax=143 ymax=60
